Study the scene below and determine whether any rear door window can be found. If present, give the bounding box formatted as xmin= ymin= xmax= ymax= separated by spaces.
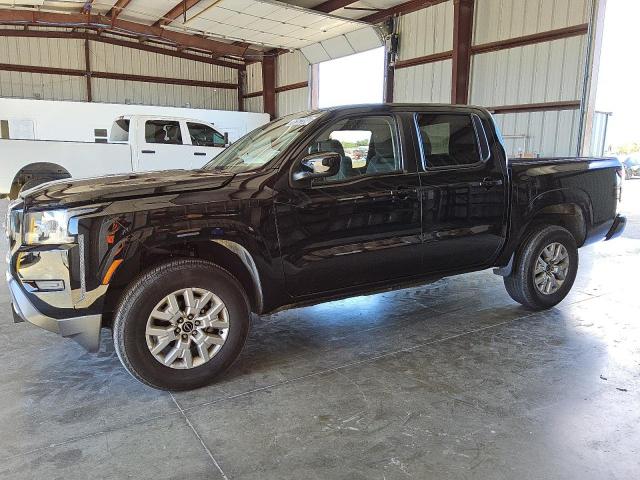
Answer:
xmin=145 ymin=120 xmax=183 ymax=145
xmin=416 ymin=114 xmax=482 ymax=168
xmin=187 ymin=122 xmax=226 ymax=147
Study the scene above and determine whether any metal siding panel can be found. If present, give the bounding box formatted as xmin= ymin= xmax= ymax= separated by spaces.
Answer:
xmin=276 ymin=51 xmax=309 ymax=87
xmin=393 ymin=59 xmax=452 ymax=104
xmin=397 ymin=1 xmax=453 ymax=61
xmin=469 ymin=36 xmax=587 ymax=106
xmin=474 ymin=0 xmax=590 ymax=44
xmin=245 ymin=96 xmax=264 ymax=114
xmin=276 ymin=87 xmax=309 ymax=118
xmin=494 ymin=109 xmax=580 ymax=157
xmin=0 ymin=36 xmax=237 ymax=107
xmin=88 ymin=41 xmax=237 ymax=85
xmin=246 ymin=62 xmax=263 ymax=94
xmin=91 ymin=79 xmax=237 ymax=110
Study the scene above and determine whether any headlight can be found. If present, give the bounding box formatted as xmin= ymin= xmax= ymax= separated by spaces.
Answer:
xmin=24 ymin=210 xmax=74 ymax=245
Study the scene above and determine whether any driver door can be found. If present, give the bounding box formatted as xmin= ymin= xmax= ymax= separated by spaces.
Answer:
xmin=274 ymin=113 xmax=423 ymax=297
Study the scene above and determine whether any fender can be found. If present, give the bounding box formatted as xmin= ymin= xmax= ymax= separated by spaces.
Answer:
xmin=494 ymin=187 xmax=593 ymax=267
xmin=91 ymin=206 xmax=282 ymax=315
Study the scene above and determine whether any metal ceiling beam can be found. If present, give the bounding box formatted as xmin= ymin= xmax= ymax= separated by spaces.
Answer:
xmin=107 ymin=0 xmax=133 ymax=19
xmin=361 ymin=0 xmax=448 ymax=24
xmin=0 ymin=9 xmax=252 ymax=58
xmin=154 ymin=0 xmax=204 ymax=27
xmin=312 ymin=0 xmax=359 ymax=13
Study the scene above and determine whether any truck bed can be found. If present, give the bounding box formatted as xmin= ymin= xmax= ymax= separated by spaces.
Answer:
xmin=0 ymin=139 xmax=131 ymax=193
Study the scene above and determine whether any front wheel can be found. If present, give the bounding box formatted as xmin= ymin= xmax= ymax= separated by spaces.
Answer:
xmin=113 ymin=259 xmax=250 ymax=391
xmin=504 ymin=225 xmax=578 ymax=310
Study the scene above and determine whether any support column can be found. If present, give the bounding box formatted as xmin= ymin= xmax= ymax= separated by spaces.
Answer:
xmin=579 ymin=0 xmax=607 ymax=156
xmin=237 ymin=66 xmax=245 ymax=112
xmin=84 ymin=37 xmax=92 ymax=102
xmin=383 ymin=16 xmax=398 ymax=103
xmin=262 ymin=55 xmax=276 ymax=119
xmin=451 ymin=0 xmax=474 ymax=104
xmin=309 ymin=63 xmax=320 ymax=110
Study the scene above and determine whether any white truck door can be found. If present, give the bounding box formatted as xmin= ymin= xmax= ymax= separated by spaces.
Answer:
xmin=137 ymin=119 xmax=191 ymax=172
xmin=184 ymin=121 xmax=226 ymax=168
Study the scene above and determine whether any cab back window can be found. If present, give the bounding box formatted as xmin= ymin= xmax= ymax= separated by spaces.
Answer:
xmin=417 ymin=114 xmax=481 ymax=168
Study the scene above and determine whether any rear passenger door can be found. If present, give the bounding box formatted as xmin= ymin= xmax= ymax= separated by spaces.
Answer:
xmin=137 ymin=119 xmax=189 ymax=172
xmin=415 ymin=111 xmax=508 ymax=272
xmin=275 ymin=113 xmax=423 ymax=297
xmin=185 ymin=122 xmax=227 ymax=168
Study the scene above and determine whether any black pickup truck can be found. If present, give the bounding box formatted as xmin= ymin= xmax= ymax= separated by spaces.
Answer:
xmin=6 ymin=104 xmax=626 ymax=390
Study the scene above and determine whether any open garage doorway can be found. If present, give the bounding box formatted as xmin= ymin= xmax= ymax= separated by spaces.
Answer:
xmin=318 ymin=47 xmax=385 ymax=108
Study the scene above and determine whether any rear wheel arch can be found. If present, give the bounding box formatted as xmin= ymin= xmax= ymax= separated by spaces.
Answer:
xmin=527 ymin=202 xmax=588 ymax=246
xmin=526 ymin=188 xmax=593 ymax=245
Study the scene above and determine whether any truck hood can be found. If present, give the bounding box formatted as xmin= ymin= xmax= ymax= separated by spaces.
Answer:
xmin=20 ymin=169 xmax=236 ymax=209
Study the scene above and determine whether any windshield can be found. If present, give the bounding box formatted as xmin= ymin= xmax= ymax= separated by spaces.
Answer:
xmin=203 ymin=111 xmax=324 ymax=172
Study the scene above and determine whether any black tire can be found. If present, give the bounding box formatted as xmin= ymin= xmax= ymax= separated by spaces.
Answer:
xmin=504 ymin=225 xmax=578 ymax=310
xmin=113 ymin=259 xmax=250 ymax=391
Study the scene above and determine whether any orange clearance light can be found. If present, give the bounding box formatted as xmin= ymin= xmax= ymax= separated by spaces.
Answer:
xmin=102 ymin=259 xmax=123 ymax=285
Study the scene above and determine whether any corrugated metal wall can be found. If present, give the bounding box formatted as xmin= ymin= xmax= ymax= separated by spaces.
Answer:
xmin=0 ymin=30 xmax=239 ymax=110
xmin=89 ymin=41 xmax=238 ymax=110
xmin=393 ymin=1 xmax=453 ymax=104
xmin=394 ymin=60 xmax=452 ymax=103
xmin=471 ymin=0 xmax=591 ymax=157
xmin=244 ymin=96 xmax=264 ymax=115
xmin=493 ymin=109 xmax=582 ymax=158
xmin=0 ymin=32 xmax=86 ymax=101
xmin=244 ymin=62 xmax=264 ymax=114
xmin=473 ymin=0 xmax=590 ymax=43
xmin=245 ymin=62 xmax=263 ymax=96
xmin=391 ymin=0 xmax=593 ymax=157
xmin=276 ymin=51 xmax=309 ymax=117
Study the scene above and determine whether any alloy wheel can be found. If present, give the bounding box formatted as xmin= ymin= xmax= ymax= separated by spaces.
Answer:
xmin=145 ymin=288 xmax=229 ymax=369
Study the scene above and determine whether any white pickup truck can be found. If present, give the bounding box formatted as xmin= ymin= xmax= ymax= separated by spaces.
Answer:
xmin=1 ymin=115 xmax=235 ymax=198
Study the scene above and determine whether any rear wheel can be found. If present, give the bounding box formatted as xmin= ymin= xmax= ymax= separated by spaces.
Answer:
xmin=113 ymin=259 xmax=250 ymax=391
xmin=504 ymin=225 xmax=578 ymax=310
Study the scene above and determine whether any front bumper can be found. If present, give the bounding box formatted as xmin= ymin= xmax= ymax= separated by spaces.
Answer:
xmin=7 ymin=272 xmax=102 ymax=352
xmin=605 ymin=214 xmax=626 ymax=241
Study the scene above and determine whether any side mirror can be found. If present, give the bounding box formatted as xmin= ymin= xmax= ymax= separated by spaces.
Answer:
xmin=293 ymin=152 xmax=341 ymax=182
xmin=223 ymin=132 xmax=230 ymax=147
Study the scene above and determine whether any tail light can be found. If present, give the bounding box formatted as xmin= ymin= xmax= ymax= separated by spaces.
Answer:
xmin=615 ymin=166 xmax=623 ymax=205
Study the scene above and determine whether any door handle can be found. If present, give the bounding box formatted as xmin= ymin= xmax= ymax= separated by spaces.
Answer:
xmin=194 ymin=152 xmax=207 ymax=156
xmin=480 ymin=177 xmax=503 ymax=189
xmin=141 ymin=150 xmax=155 ymax=154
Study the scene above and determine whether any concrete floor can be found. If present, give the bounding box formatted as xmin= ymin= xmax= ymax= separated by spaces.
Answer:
xmin=0 ymin=183 xmax=639 ymax=480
